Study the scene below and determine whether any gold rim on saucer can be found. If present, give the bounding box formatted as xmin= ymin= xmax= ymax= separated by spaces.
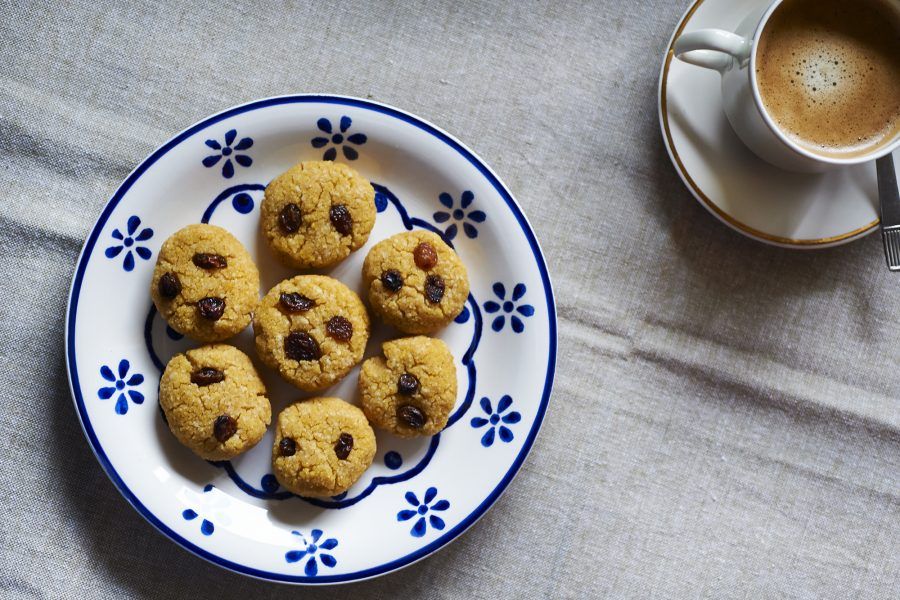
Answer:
xmin=658 ymin=0 xmax=879 ymax=247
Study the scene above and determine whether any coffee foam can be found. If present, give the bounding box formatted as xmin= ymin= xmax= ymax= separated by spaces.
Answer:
xmin=755 ymin=0 xmax=900 ymax=157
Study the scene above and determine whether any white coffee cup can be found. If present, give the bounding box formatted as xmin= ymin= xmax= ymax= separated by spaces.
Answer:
xmin=673 ymin=0 xmax=900 ymax=173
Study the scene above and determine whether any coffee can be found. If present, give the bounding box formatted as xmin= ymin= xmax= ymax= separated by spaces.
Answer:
xmin=755 ymin=0 xmax=900 ymax=158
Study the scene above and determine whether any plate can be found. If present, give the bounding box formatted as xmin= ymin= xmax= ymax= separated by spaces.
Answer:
xmin=659 ymin=0 xmax=896 ymax=249
xmin=65 ymin=95 xmax=556 ymax=584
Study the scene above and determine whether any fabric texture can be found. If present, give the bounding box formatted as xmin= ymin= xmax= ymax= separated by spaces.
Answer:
xmin=1 ymin=0 xmax=898 ymax=597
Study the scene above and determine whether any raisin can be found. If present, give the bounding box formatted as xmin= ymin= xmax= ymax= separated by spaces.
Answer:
xmin=278 ymin=203 xmax=302 ymax=233
xmin=334 ymin=432 xmax=354 ymax=460
xmin=329 ymin=204 xmax=353 ymax=235
xmin=326 ymin=316 xmax=353 ymax=342
xmin=279 ymin=292 xmax=314 ymax=313
xmin=158 ymin=272 xmax=181 ymax=298
xmin=279 ymin=437 xmax=297 ymax=457
xmin=284 ymin=332 xmax=321 ymax=361
xmin=191 ymin=367 xmax=224 ymax=386
xmin=397 ymin=373 xmax=420 ymax=396
xmin=424 ymin=274 xmax=445 ymax=304
xmin=197 ymin=297 xmax=225 ymax=320
xmin=192 ymin=253 xmax=227 ymax=269
xmin=381 ymin=269 xmax=403 ymax=292
xmin=213 ymin=415 xmax=237 ymax=442
xmin=413 ymin=242 xmax=438 ymax=270
xmin=397 ymin=404 xmax=426 ymax=429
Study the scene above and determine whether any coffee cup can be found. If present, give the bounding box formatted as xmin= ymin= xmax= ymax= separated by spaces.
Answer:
xmin=673 ymin=0 xmax=900 ymax=173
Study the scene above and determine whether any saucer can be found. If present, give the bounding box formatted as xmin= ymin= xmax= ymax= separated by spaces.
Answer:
xmin=658 ymin=0 xmax=898 ymax=249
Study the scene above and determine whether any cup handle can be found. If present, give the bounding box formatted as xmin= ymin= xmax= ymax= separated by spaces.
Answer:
xmin=673 ymin=29 xmax=752 ymax=72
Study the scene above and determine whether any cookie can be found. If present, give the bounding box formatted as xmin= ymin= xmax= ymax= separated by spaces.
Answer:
xmin=260 ymin=160 xmax=376 ymax=269
xmin=253 ymin=275 xmax=369 ymax=391
xmin=358 ymin=336 xmax=457 ymax=437
xmin=362 ymin=230 xmax=469 ymax=334
xmin=159 ymin=344 xmax=271 ymax=460
xmin=150 ymin=224 xmax=259 ymax=342
xmin=272 ymin=397 xmax=376 ymax=497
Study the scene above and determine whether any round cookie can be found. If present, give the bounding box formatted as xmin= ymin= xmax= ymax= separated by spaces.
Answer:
xmin=362 ymin=230 xmax=469 ymax=334
xmin=358 ymin=336 xmax=457 ymax=437
xmin=260 ymin=160 xmax=376 ymax=269
xmin=159 ymin=344 xmax=271 ymax=460
xmin=253 ymin=275 xmax=369 ymax=392
xmin=272 ymin=397 xmax=376 ymax=497
xmin=150 ymin=224 xmax=259 ymax=342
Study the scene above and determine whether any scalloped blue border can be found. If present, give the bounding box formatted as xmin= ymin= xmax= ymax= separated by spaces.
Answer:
xmin=64 ymin=95 xmax=557 ymax=585
xmin=169 ymin=182 xmax=483 ymax=506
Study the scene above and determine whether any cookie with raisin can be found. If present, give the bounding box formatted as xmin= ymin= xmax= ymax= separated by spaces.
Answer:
xmin=260 ymin=160 xmax=376 ymax=269
xmin=253 ymin=275 xmax=369 ymax=391
xmin=362 ymin=231 xmax=468 ymax=334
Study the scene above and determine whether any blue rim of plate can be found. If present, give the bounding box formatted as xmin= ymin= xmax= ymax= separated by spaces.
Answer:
xmin=64 ymin=94 xmax=557 ymax=584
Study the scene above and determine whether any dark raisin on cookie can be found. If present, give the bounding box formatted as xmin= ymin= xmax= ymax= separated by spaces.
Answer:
xmin=381 ymin=269 xmax=403 ymax=292
xmin=158 ymin=272 xmax=182 ymax=298
xmin=191 ymin=367 xmax=225 ymax=386
xmin=424 ymin=274 xmax=445 ymax=304
xmin=325 ymin=316 xmax=353 ymax=342
xmin=397 ymin=373 xmax=420 ymax=396
xmin=279 ymin=292 xmax=315 ymax=313
xmin=278 ymin=203 xmax=302 ymax=233
xmin=279 ymin=437 xmax=297 ymax=457
xmin=284 ymin=332 xmax=321 ymax=361
xmin=213 ymin=415 xmax=237 ymax=442
xmin=197 ymin=297 xmax=226 ymax=320
xmin=333 ymin=432 xmax=354 ymax=460
xmin=397 ymin=404 xmax=426 ymax=429
xmin=413 ymin=242 xmax=438 ymax=270
xmin=329 ymin=204 xmax=353 ymax=235
xmin=192 ymin=253 xmax=228 ymax=269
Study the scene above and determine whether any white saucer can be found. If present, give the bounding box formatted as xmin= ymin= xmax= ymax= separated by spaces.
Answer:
xmin=658 ymin=0 xmax=898 ymax=249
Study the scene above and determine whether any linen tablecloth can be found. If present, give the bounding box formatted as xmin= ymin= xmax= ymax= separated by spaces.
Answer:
xmin=2 ymin=1 xmax=898 ymax=597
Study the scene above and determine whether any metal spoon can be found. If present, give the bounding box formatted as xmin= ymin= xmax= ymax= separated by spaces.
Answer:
xmin=878 ymin=154 xmax=900 ymax=270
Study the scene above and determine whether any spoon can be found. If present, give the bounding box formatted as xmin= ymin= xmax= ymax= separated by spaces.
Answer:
xmin=878 ymin=154 xmax=900 ymax=270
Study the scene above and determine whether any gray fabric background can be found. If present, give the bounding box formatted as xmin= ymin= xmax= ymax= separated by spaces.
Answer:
xmin=2 ymin=0 xmax=898 ymax=597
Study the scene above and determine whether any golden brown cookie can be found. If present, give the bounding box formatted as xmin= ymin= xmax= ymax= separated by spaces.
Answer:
xmin=358 ymin=336 xmax=457 ymax=437
xmin=150 ymin=224 xmax=259 ymax=342
xmin=362 ymin=230 xmax=469 ymax=334
xmin=272 ymin=397 xmax=376 ymax=497
xmin=260 ymin=160 xmax=376 ymax=269
xmin=253 ymin=275 xmax=369 ymax=391
xmin=159 ymin=344 xmax=271 ymax=460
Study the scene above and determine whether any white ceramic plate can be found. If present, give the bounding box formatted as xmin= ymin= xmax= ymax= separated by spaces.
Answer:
xmin=65 ymin=95 xmax=556 ymax=584
xmin=659 ymin=0 xmax=897 ymax=249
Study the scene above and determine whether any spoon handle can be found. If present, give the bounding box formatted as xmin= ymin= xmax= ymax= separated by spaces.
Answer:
xmin=878 ymin=155 xmax=900 ymax=271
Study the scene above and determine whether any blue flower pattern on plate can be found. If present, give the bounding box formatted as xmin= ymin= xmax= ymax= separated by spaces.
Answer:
xmin=182 ymin=509 xmax=214 ymax=535
xmin=98 ymin=359 xmax=144 ymax=415
xmin=484 ymin=283 xmax=534 ymax=333
xmin=230 ymin=192 xmax=254 ymax=214
xmin=471 ymin=395 xmax=521 ymax=447
xmin=384 ymin=451 xmax=403 ymax=470
xmin=433 ymin=191 xmax=486 ymax=240
xmin=105 ymin=216 xmax=153 ymax=272
xmin=397 ymin=487 xmax=450 ymax=537
xmin=311 ymin=116 xmax=366 ymax=161
xmin=260 ymin=474 xmax=279 ymax=493
xmin=374 ymin=189 xmax=389 ymax=213
xmin=182 ymin=483 xmax=215 ymax=535
xmin=285 ymin=529 xmax=338 ymax=576
xmin=203 ymin=129 xmax=253 ymax=179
